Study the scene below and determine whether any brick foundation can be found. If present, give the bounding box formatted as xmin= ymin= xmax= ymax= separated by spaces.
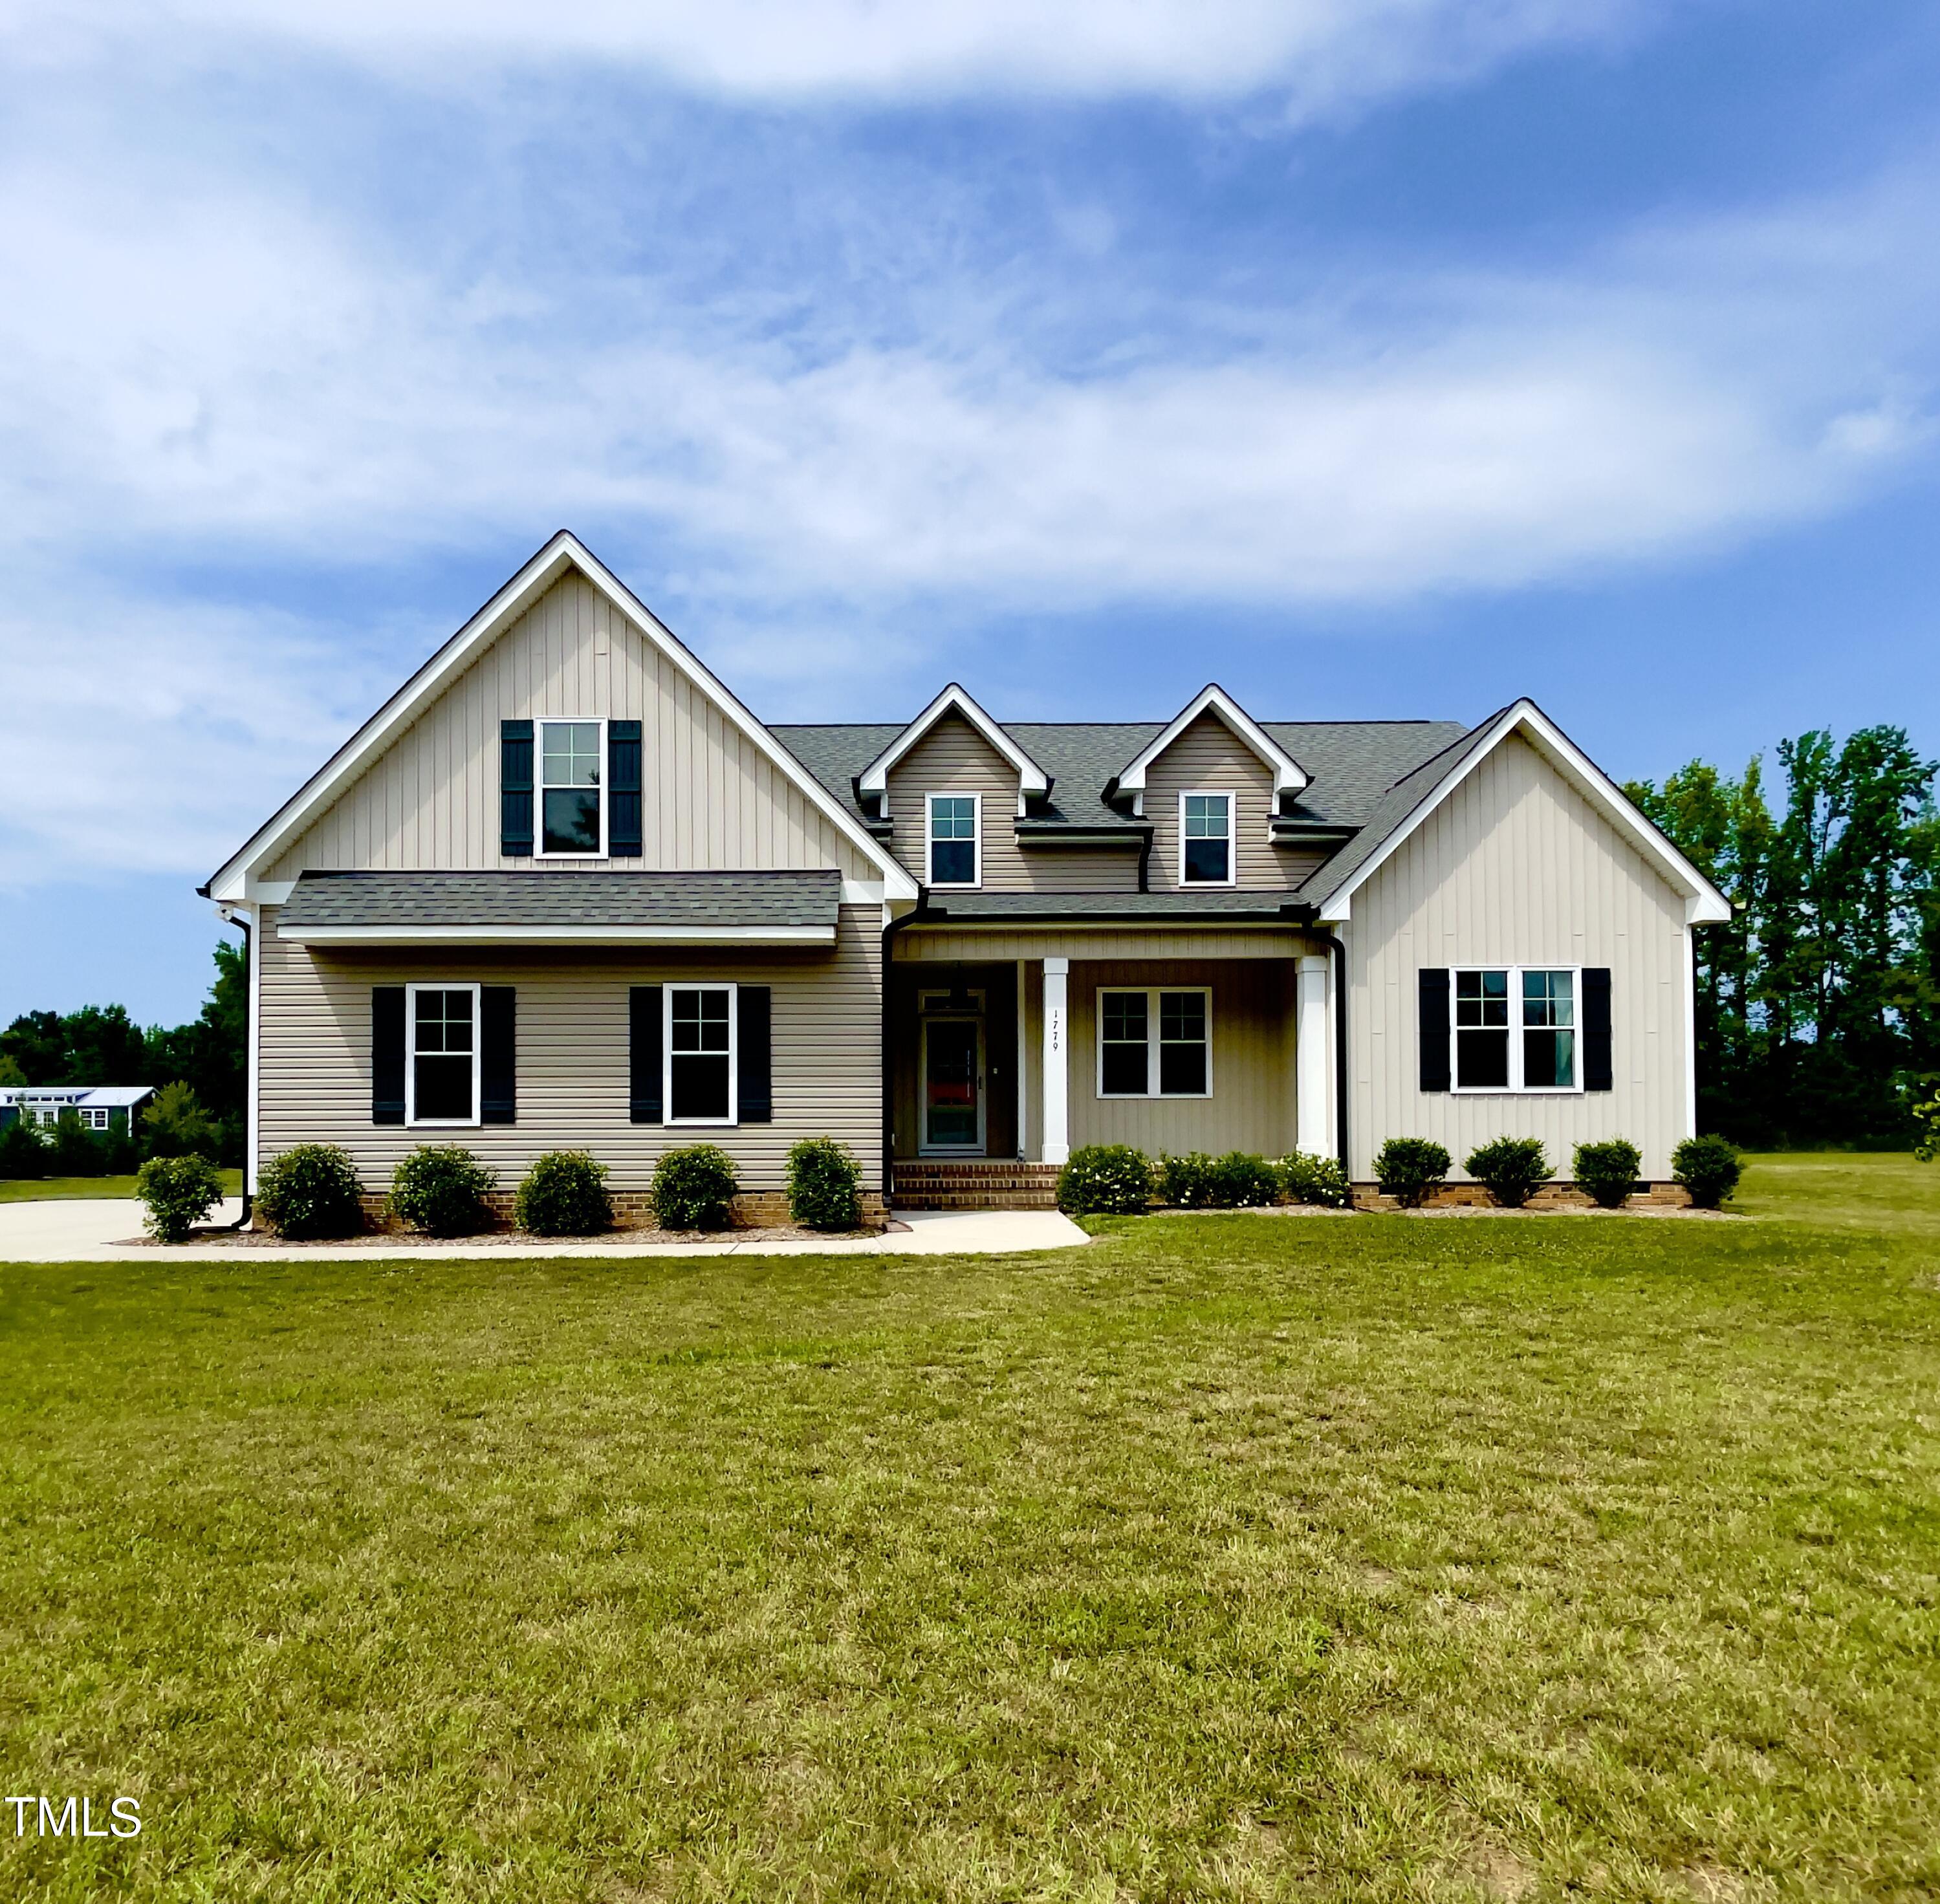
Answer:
xmin=310 ymin=1187 xmax=888 ymax=1235
xmin=1349 ymin=1181 xmax=1692 ymax=1212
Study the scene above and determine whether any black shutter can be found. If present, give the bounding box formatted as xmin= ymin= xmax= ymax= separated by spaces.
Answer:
xmin=372 ymin=986 xmax=406 ymax=1123
xmin=737 ymin=986 xmax=772 ymax=1123
xmin=501 ymin=719 xmax=534 ymax=858
xmin=1582 ymin=968 xmax=1613 ymax=1092
xmin=1418 ymin=968 xmax=1451 ymax=1092
xmin=481 ymin=987 xmax=516 ymax=1124
xmin=629 ymin=986 xmax=662 ymax=1123
xmin=609 ymin=720 xmax=642 ymax=856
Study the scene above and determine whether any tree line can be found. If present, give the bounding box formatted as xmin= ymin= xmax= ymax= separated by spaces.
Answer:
xmin=1625 ymin=724 xmax=1939 ymax=1147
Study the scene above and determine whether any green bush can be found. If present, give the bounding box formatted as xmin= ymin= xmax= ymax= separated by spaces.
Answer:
xmin=143 ymin=1081 xmax=219 ymax=1160
xmin=49 ymin=1110 xmax=107 ymax=1176
xmin=256 ymin=1143 xmax=367 ymax=1239
xmin=1056 ymin=1143 xmax=1153 ymax=1216
xmin=1464 ymin=1135 xmax=1551 ymax=1208
xmin=0 ymin=1117 xmax=48 ymax=1180
xmin=1278 ymin=1150 xmax=1352 ymax=1207
xmin=1573 ymin=1138 xmax=1642 ymax=1209
xmin=1155 ymin=1151 xmax=1280 ymax=1209
xmin=651 ymin=1144 xmax=739 ymax=1231
xmin=788 ymin=1136 xmax=863 ymax=1230
xmin=135 ymin=1153 xmax=225 ymax=1244
xmin=1672 ymin=1133 xmax=1742 ymax=1209
xmin=1374 ymin=1136 xmax=1450 ymax=1207
xmin=1917 ymin=1089 xmax=1939 ymax=1165
xmin=389 ymin=1145 xmax=497 ymax=1236
xmin=516 ymin=1151 xmax=613 ymax=1236
xmin=1155 ymin=1152 xmax=1219 ymax=1207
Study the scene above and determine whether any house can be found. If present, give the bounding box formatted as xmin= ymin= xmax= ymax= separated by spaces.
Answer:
xmin=0 ymin=1086 xmax=155 ymax=1138
xmin=201 ymin=532 xmax=1728 ymax=1217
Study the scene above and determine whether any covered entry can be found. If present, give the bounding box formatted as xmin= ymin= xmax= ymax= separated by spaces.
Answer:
xmin=887 ymin=963 xmax=1021 ymax=1160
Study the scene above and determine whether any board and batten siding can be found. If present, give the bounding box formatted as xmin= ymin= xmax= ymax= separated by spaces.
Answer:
xmin=257 ymin=902 xmax=884 ymax=1191
xmin=269 ymin=573 xmax=875 ymax=882
xmin=1344 ymin=733 xmax=1690 ymax=1180
xmin=884 ymin=713 xmax=1139 ymax=892
xmin=1143 ymin=713 xmax=1318 ymax=891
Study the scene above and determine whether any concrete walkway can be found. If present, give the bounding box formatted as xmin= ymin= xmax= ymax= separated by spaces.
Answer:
xmin=0 ymin=1198 xmax=1089 ymax=1263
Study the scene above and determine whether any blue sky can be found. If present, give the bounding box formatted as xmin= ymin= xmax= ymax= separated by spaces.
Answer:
xmin=2 ymin=0 xmax=1937 ymax=1024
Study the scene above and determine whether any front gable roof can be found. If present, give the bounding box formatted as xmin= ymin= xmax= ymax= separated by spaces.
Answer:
xmin=856 ymin=683 xmax=1051 ymax=814
xmin=1112 ymin=685 xmax=1309 ymax=801
xmin=203 ymin=532 xmax=917 ymax=903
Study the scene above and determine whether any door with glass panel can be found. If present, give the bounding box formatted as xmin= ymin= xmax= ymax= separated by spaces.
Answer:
xmin=920 ymin=1015 xmax=984 ymax=1152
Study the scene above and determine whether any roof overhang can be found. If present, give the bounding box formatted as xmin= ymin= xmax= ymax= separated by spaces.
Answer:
xmin=278 ymin=924 xmax=835 ymax=948
xmin=202 ymin=532 xmax=917 ymax=904
xmin=1113 ymin=684 xmax=1309 ymax=801
xmin=1311 ymin=698 xmax=1732 ymax=925
xmin=856 ymin=684 xmax=1050 ymax=816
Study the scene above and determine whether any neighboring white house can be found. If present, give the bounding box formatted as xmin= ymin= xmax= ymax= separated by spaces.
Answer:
xmin=0 ymin=1086 xmax=155 ymax=1136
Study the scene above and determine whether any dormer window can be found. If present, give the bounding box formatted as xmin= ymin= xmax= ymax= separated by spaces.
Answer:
xmin=1180 ymin=792 xmax=1232 ymax=885
xmin=539 ymin=720 xmax=604 ymax=856
xmin=928 ymin=794 xmax=981 ymax=887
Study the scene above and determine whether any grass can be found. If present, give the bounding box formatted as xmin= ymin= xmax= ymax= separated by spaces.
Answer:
xmin=1734 ymin=1150 xmax=1940 ymax=1236
xmin=0 ymin=1170 xmax=241 ymax=1204
xmin=2 ymin=1191 xmax=1937 ymax=1899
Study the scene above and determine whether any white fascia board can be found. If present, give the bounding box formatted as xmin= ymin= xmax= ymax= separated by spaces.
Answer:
xmin=1115 ymin=684 xmax=1308 ymax=796
xmin=1312 ymin=699 xmax=1732 ymax=924
xmin=278 ymin=924 xmax=837 ymax=947
xmin=206 ymin=532 xmax=917 ymax=904
xmin=856 ymin=683 xmax=1050 ymax=815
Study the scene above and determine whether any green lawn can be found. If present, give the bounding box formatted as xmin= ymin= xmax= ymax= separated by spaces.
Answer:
xmin=1735 ymin=1149 xmax=1940 ymax=1236
xmin=0 ymin=1170 xmax=242 ymax=1204
xmin=3 ymin=1196 xmax=1936 ymax=1899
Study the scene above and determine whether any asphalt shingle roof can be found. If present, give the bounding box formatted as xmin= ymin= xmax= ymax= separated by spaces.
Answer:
xmin=279 ymin=869 xmax=843 ymax=929
xmin=915 ymin=891 xmax=1315 ymax=921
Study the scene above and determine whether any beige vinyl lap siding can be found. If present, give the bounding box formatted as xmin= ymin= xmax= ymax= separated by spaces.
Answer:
xmin=1344 ymin=733 xmax=1688 ymax=1180
xmin=1143 ymin=713 xmax=1313 ymax=891
xmin=257 ymin=902 xmax=884 ymax=1192
xmin=270 ymin=573 xmax=875 ymax=882
xmin=896 ymin=928 xmax=1314 ymax=962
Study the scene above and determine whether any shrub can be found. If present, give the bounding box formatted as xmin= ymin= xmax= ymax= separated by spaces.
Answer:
xmin=0 ymin=1116 xmax=48 ymax=1180
xmin=650 ymin=1143 xmax=739 ymax=1231
xmin=143 ymin=1081 xmax=219 ymax=1160
xmin=1464 ymin=1135 xmax=1551 ymax=1208
xmin=135 ymin=1153 xmax=225 ymax=1244
xmin=1057 ymin=1143 xmax=1153 ymax=1216
xmin=1212 ymin=1151 xmax=1281 ymax=1207
xmin=516 ymin=1151 xmax=613 ymax=1236
xmin=389 ymin=1145 xmax=497 ymax=1236
xmin=1573 ymin=1138 xmax=1642 ymax=1209
xmin=1279 ymin=1150 xmax=1351 ymax=1208
xmin=789 ymin=1136 xmax=863 ymax=1231
xmin=1912 ymin=1088 xmax=1938 ymax=1165
xmin=256 ymin=1143 xmax=367 ymax=1239
xmin=1155 ymin=1152 xmax=1219 ymax=1207
xmin=49 ymin=1110 xmax=107 ymax=1177
xmin=1375 ymin=1136 xmax=1450 ymax=1207
xmin=1672 ymin=1133 xmax=1742 ymax=1209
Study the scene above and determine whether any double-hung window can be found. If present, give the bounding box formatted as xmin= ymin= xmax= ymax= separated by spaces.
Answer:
xmin=927 ymin=794 xmax=980 ymax=887
xmin=539 ymin=719 xmax=604 ymax=856
xmin=83 ymin=1109 xmax=109 ymax=1130
xmin=668 ymin=984 xmax=736 ymax=1123
xmin=1454 ymin=966 xmax=1579 ymax=1092
xmin=1097 ymin=988 xmax=1212 ymax=1098
xmin=408 ymin=983 xmax=480 ymax=1124
xmin=1179 ymin=792 xmax=1232 ymax=885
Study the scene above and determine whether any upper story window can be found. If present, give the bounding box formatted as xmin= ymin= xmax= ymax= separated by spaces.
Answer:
xmin=408 ymin=983 xmax=479 ymax=1125
xmin=1454 ymin=967 xmax=1579 ymax=1092
xmin=928 ymin=794 xmax=981 ymax=887
xmin=539 ymin=720 xmax=604 ymax=856
xmin=1179 ymin=792 xmax=1233 ymax=885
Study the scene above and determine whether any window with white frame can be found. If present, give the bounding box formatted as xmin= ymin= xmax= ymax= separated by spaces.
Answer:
xmin=1454 ymin=967 xmax=1580 ymax=1092
xmin=927 ymin=794 xmax=980 ymax=887
xmin=1179 ymin=792 xmax=1232 ymax=885
xmin=1098 ymin=988 xmax=1212 ymax=1097
xmin=539 ymin=719 xmax=604 ymax=856
xmin=668 ymin=984 xmax=736 ymax=1123
xmin=82 ymin=1108 xmax=110 ymax=1130
xmin=408 ymin=984 xmax=480 ymax=1124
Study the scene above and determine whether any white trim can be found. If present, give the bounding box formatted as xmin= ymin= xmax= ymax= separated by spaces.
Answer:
xmin=1682 ymin=925 xmax=1699 ymax=1140
xmin=1294 ymin=954 xmax=1330 ymax=1156
xmin=926 ymin=791 xmax=983 ymax=889
xmin=858 ymin=683 xmax=1049 ymax=815
xmin=1094 ymin=985 xmax=1214 ymax=1099
xmin=1015 ymin=957 xmax=1029 ymax=1162
xmin=1449 ymin=964 xmax=1584 ymax=1096
xmin=1115 ymin=684 xmax=1307 ymax=797
xmin=1041 ymin=957 xmax=1069 ymax=1166
xmin=1314 ymin=700 xmax=1732 ymax=923
xmin=840 ymin=880 xmax=885 ymax=905
xmin=243 ymin=905 xmax=260 ymax=1193
xmin=404 ymin=982 xmax=482 ymax=1128
xmin=278 ymin=924 xmax=834 ymax=947
xmin=533 ymin=717 xmax=607 ymax=860
xmin=918 ymin=1010 xmax=986 ymax=1155
xmin=206 ymin=532 xmax=917 ymax=903
xmin=1176 ymin=789 xmax=1236 ymax=889
xmin=664 ymin=980 xmax=739 ymax=1127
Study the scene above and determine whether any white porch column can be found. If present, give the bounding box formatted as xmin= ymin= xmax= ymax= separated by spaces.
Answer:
xmin=1041 ymin=957 xmax=1070 ymax=1165
xmin=1295 ymin=953 xmax=1333 ymax=1158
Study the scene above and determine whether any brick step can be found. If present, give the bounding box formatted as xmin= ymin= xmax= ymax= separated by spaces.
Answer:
xmin=891 ymin=1160 xmax=1061 ymax=1211
xmin=896 ymin=1193 xmax=1061 ymax=1211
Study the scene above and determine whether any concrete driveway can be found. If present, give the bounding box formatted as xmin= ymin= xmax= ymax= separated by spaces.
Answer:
xmin=0 ymin=1198 xmax=1088 ymax=1263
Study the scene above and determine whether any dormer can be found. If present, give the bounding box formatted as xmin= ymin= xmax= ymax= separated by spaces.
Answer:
xmin=857 ymin=684 xmax=1051 ymax=819
xmin=1109 ymin=685 xmax=1307 ymax=817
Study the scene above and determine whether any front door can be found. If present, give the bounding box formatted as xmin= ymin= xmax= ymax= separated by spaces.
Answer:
xmin=921 ymin=1015 xmax=984 ymax=1152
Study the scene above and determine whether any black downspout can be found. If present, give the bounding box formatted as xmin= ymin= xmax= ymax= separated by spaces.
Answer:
xmin=1321 ymin=931 xmax=1351 ymax=1183
xmin=881 ymin=896 xmax=926 ymax=1208
xmin=217 ymin=909 xmax=254 ymax=1231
